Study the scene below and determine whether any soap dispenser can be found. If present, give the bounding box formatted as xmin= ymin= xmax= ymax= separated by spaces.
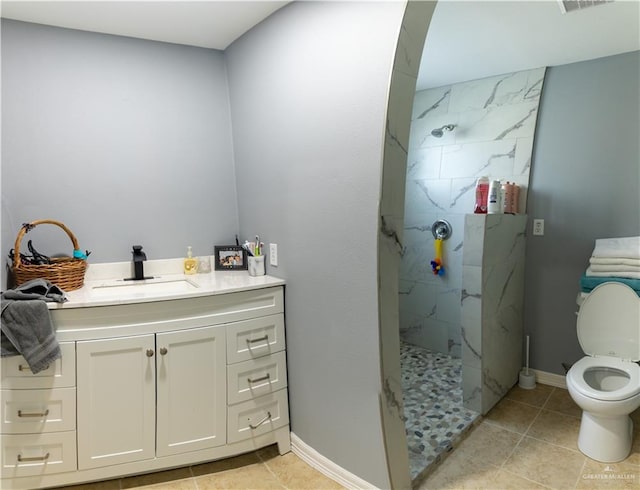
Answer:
xmin=184 ymin=246 xmax=197 ymax=275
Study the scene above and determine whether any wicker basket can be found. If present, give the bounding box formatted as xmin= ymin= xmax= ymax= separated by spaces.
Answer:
xmin=12 ymin=219 xmax=87 ymax=291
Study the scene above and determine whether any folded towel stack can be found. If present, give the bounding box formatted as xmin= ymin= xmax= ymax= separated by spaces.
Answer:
xmin=581 ymin=236 xmax=640 ymax=295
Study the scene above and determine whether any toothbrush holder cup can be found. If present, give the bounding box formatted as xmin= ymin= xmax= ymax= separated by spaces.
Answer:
xmin=248 ymin=255 xmax=265 ymax=277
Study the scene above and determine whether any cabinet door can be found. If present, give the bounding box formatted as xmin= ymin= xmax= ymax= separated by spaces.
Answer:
xmin=76 ymin=334 xmax=155 ymax=469
xmin=156 ymin=325 xmax=226 ymax=457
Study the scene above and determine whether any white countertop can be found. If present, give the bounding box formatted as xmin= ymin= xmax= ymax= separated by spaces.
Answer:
xmin=50 ymin=256 xmax=285 ymax=309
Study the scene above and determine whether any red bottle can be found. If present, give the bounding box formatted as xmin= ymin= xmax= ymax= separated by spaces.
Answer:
xmin=474 ymin=176 xmax=489 ymax=214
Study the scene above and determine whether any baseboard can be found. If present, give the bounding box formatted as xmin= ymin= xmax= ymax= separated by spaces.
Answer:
xmin=290 ymin=432 xmax=378 ymax=490
xmin=532 ymin=369 xmax=567 ymax=389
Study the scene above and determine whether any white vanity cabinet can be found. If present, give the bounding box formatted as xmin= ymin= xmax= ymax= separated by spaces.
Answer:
xmin=76 ymin=325 xmax=226 ymax=469
xmin=225 ymin=315 xmax=289 ymax=443
xmin=155 ymin=326 xmax=226 ymax=457
xmin=0 ymin=343 xmax=78 ymax=479
xmin=76 ymin=334 xmax=157 ymax=469
xmin=1 ymin=285 xmax=290 ymax=490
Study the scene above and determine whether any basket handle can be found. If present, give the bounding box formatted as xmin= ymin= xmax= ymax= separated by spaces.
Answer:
xmin=13 ymin=220 xmax=81 ymax=269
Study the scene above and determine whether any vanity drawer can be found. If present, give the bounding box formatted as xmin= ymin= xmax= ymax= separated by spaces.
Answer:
xmin=0 ymin=431 xmax=77 ymax=477
xmin=226 ymin=314 xmax=285 ymax=364
xmin=227 ymin=351 xmax=287 ymax=405
xmin=1 ymin=342 xmax=76 ymax=389
xmin=1 ymin=388 xmax=76 ymax=434
xmin=227 ymin=389 xmax=289 ymax=444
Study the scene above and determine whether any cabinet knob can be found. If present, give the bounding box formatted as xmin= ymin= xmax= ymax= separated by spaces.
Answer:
xmin=160 ymin=347 xmax=168 ymax=355
xmin=146 ymin=349 xmax=154 ymax=357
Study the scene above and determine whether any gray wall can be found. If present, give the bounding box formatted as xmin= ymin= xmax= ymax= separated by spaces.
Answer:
xmin=225 ymin=2 xmax=406 ymax=487
xmin=1 ymin=19 xmax=237 ymax=281
xmin=525 ymin=51 xmax=640 ymax=374
xmin=1 ymin=9 xmax=410 ymax=486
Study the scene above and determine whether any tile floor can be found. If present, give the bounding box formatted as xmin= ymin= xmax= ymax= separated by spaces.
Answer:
xmin=57 ymin=384 xmax=640 ymax=490
xmin=57 ymin=444 xmax=343 ymax=490
xmin=400 ymin=342 xmax=479 ymax=479
xmin=416 ymin=383 xmax=640 ymax=490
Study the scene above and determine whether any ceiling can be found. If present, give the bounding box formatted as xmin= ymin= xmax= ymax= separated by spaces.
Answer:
xmin=0 ymin=1 xmax=290 ymax=50
xmin=419 ymin=0 xmax=640 ymax=90
xmin=1 ymin=1 xmax=638 ymax=90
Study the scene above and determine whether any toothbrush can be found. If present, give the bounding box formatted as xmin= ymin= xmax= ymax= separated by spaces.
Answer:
xmin=243 ymin=241 xmax=254 ymax=256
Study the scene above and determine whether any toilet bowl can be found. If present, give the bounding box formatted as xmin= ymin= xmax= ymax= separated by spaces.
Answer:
xmin=566 ymin=282 xmax=640 ymax=463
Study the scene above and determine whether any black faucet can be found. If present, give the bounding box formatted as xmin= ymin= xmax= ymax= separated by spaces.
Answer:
xmin=131 ymin=245 xmax=148 ymax=280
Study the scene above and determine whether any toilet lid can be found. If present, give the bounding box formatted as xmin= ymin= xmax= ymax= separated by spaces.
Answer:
xmin=577 ymin=282 xmax=640 ymax=361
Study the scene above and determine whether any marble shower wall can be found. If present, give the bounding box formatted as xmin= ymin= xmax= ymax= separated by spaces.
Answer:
xmin=462 ymin=214 xmax=527 ymax=414
xmin=399 ymin=68 xmax=545 ymax=358
xmin=377 ymin=2 xmax=436 ymax=488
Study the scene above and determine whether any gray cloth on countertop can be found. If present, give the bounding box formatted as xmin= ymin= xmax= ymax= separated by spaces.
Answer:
xmin=1 ymin=279 xmax=66 ymax=373
xmin=2 ymin=278 xmax=67 ymax=303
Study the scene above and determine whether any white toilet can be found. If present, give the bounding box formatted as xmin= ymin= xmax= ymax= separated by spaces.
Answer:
xmin=566 ymin=282 xmax=640 ymax=463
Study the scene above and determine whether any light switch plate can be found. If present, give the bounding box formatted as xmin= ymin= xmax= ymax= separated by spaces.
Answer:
xmin=269 ymin=243 xmax=278 ymax=267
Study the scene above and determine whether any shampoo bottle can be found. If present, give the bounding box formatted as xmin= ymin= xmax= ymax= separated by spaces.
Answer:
xmin=487 ymin=180 xmax=502 ymax=214
xmin=502 ymin=181 xmax=514 ymax=214
xmin=184 ymin=246 xmax=197 ymax=275
xmin=474 ymin=176 xmax=490 ymax=214
xmin=512 ymin=184 xmax=520 ymax=214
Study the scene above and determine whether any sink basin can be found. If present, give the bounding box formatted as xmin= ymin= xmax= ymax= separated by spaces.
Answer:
xmin=91 ymin=278 xmax=199 ymax=297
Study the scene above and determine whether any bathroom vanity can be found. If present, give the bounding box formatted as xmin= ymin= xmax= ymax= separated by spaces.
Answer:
xmin=0 ymin=263 xmax=289 ymax=490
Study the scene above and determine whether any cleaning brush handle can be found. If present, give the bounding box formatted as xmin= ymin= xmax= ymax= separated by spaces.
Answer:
xmin=525 ymin=335 xmax=530 ymax=375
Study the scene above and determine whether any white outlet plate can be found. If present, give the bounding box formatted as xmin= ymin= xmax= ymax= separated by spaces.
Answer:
xmin=269 ymin=243 xmax=278 ymax=267
xmin=533 ymin=219 xmax=544 ymax=236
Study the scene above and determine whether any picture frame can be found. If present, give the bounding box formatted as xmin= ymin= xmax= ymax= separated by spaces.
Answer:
xmin=214 ymin=245 xmax=248 ymax=271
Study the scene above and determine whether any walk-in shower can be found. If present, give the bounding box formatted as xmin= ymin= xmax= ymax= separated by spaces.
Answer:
xmin=401 ymin=342 xmax=478 ymax=480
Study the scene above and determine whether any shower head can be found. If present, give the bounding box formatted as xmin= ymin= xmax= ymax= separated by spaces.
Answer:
xmin=431 ymin=124 xmax=456 ymax=138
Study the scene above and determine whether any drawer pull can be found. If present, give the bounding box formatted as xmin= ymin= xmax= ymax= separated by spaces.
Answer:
xmin=17 ymin=364 xmax=31 ymax=372
xmin=247 ymin=373 xmax=271 ymax=384
xmin=17 ymin=452 xmax=50 ymax=462
xmin=18 ymin=409 xmax=50 ymax=418
xmin=249 ymin=411 xmax=272 ymax=429
xmin=246 ymin=335 xmax=269 ymax=346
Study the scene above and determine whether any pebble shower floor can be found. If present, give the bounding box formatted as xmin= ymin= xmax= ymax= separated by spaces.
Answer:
xmin=400 ymin=341 xmax=480 ymax=480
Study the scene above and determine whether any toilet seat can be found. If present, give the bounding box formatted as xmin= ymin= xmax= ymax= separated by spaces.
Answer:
xmin=567 ymin=356 xmax=640 ymax=401
xmin=577 ymin=282 xmax=640 ymax=361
